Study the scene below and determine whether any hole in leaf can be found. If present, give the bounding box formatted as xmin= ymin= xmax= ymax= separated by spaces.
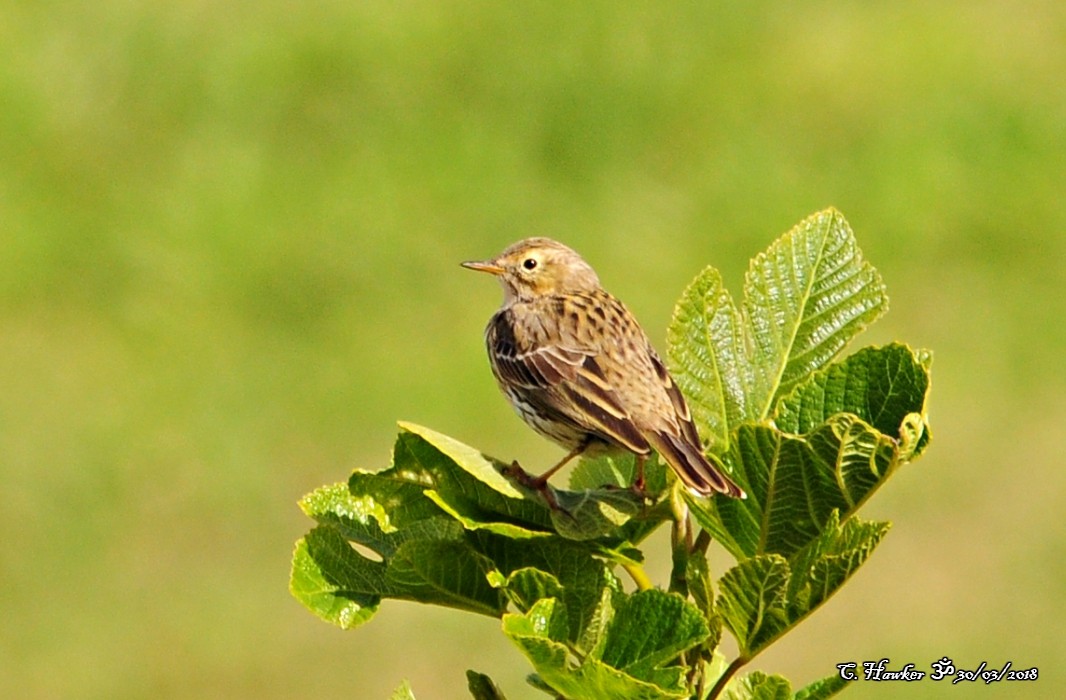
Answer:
xmin=349 ymin=541 xmax=384 ymax=563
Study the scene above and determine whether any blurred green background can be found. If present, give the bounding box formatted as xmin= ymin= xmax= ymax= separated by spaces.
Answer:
xmin=2 ymin=1 xmax=1063 ymax=698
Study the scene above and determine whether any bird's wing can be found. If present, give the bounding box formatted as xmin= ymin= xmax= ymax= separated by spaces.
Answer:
xmin=488 ymin=311 xmax=588 ymax=388
xmin=557 ymin=354 xmax=650 ymax=453
xmin=646 ymin=346 xmax=702 ymax=447
xmin=644 ymin=429 xmax=745 ymax=497
xmin=642 ymin=345 xmax=745 ymax=497
xmin=487 ymin=309 xmax=649 ymax=453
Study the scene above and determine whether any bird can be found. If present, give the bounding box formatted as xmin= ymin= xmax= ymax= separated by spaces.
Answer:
xmin=461 ymin=237 xmax=745 ymax=500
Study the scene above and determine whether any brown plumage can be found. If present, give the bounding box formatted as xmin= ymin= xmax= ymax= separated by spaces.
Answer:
xmin=462 ymin=237 xmax=744 ymax=499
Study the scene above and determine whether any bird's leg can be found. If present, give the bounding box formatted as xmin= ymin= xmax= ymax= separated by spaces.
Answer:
xmin=502 ymin=443 xmax=586 ymax=514
xmin=630 ymin=454 xmax=648 ymax=497
xmin=534 ymin=444 xmax=587 ymax=486
xmin=505 ymin=443 xmax=585 ymax=489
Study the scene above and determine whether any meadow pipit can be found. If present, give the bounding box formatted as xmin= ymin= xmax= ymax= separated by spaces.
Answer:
xmin=462 ymin=238 xmax=745 ymax=499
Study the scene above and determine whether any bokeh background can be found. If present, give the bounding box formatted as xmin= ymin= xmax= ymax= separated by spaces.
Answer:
xmin=2 ymin=2 xmax=1063 ymax=698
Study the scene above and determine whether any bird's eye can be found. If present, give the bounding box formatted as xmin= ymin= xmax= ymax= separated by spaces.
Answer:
xmin=522 ymin=258 xmax=538 ymax=271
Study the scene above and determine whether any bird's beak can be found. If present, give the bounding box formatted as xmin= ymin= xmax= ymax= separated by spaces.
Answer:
xmin=461 ymin=259 xmax=505 ymax=276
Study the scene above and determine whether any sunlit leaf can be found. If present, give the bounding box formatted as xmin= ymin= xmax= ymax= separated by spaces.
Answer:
xmin=289 ymin=536 xmax=379 ymax=630
xmin=393 ymin=425 xmax=554 ymax=533
xmin=668 ymin=266 xmax=753 ymax=449
xmin=774 ymin=343 xmax=931 ymax=440
xmin=744 ymin=208 xmax=887 ymax=418
xmin=494 ymin=567 xmax=566 ymax=612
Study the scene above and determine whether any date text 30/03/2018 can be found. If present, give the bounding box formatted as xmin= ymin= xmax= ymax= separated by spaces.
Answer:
xmin=836 ymin=658 xmax=1038 ymax=684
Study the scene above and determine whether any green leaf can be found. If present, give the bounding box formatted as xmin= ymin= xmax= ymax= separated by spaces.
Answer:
xmin=497 ymin=454 xmax=668 ymax=542
xmin=667 ymin=210 xmax=889 ymax=451
xmin=792 ymin=672 xmax=850 ymax=700
xmin=576 ymin=582 xmax=619 ymax=659
xmin=495 ymin=568 xmax=566 ymax=612
xmin=293 ymin=466 xmax=514 ymax=624
xmin=386 ymin=539 xmax=505 ymax=614
xmin=491 ymin=565 xmax=631 ymax=662
xmin=685 ymin=550 xmax=723 ymax=652
xmin=503 ymin=600 xmax=689 ymax=700
xmin=716 ymin=555 xmax=791 ymax=657
xmin=491 ymin=568 xmax=620 ymax=660
xmin=300 ymin=479 xmax=441 ymax=556
xmin=722 ymin=671 xmax=792 ymax=700
xmin=689 ymin=413 xmax=904 ymax=560
xmin=320 ymin=522 xmax=500 ymax=613
xmin=544 ymin=485 xmax=645 ymax=541
xmin=291 ymin=426 xmax=668 ymax=632
xmin=702 ymin=650 xmax=731 ymax=693
xmin=667 ymin=266 xmax=753 ymax=449
xmin=289 ymin=535 xmax=379 ymax=630
xmin=475 ymin=534 xmax=622 ymax=645
xmin=466 ymin=670 xmax=508 ymax=700
xmin=598 ymin=590 xmax=709 ymax=677
xmin=716 ymin=513 xmax=888 ymax=658
xmin=687 ymin=343 xmax=931 ymax=563
xmin=389 ymin=680 xmax=417 ymax=700
xmin=423 ymin=490 xmax=554 ymax=540
xmin=400 ymin=423 xmax=650 ymax=542
xmin=745 ymin=208 xmax=887 ymax=418
xmin=393 ymin=425 xmax=555 ymax=534
xmin=399 ymin=421 xmax=527 ymax=498
xmin=785 ymin=512 xmax=889 ymax=619
xmin=774 ymin=343 xmax=931 ymax=441
xmin=500 ymin=591 xmax=706 ymax=697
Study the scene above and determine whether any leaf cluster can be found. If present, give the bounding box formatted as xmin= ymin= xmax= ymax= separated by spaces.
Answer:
xmin=290 ymin=209 xmax=932 ymax=699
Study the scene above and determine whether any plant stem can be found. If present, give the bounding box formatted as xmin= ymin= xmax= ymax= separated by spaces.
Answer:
xmin=669 ymin=484 xmax=691 ymax=595
xmin=692 ymin=528 xmax=711 ymax=556
xmin=622 ymin=561 xmax=654 ymax=591
xmin=707 ymin=656 xmax=747 ymax=700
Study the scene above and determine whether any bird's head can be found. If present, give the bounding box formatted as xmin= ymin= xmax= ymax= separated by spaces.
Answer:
xmin=462 ymin=237 xmax=601 ymax=302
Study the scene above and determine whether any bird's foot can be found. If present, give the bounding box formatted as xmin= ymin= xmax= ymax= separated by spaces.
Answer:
xmin=502 ymin=461 xmax=575 ymax=519
xmin=628 ymin=474 xmax=650 ymax=501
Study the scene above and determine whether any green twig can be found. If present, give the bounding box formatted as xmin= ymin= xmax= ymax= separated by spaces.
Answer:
xmin=622 ymin=561 xmax=654 ymax=591
xmin=692 ymin=527 xmax=711 ymax=556
xmin=707 ymin=656 xmax=747 ymax=700
xmin=669 ymin=483 xmax=691 ymax=595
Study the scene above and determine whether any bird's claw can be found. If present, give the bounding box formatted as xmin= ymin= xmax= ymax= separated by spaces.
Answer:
xmin=629 ymin=475 xmax=650 ymax=501
xmin=502 ymin=461 xmax=576 ymax=520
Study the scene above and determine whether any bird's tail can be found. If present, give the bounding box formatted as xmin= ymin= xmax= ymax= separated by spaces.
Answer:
xmin=647 ymin=431 xmax=746 ymax=499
